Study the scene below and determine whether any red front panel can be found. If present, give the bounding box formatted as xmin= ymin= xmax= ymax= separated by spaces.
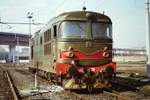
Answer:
xmin=60 ymin=50 xmax=112 ymax=59
xmin=56 ymin=62 xmax=116 ymax=76
xmin=56 ymin=49 xmax=115 ymax=76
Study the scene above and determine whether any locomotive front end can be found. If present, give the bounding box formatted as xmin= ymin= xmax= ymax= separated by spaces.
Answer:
xmin=55 ymin=11 xmax=116 ymax=89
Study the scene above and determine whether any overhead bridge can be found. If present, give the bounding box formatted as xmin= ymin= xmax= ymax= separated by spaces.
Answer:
xmin=0 ymin=32 xmax=29 ymax=46
xmin=0 ymin=32 xmax=29 ymax=63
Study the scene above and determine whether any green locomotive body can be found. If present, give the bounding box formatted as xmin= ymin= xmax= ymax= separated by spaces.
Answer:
xmin=30 ymin=11 xmax=116 ymax=89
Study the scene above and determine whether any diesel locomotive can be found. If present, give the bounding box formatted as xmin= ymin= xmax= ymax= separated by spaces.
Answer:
xmin=29 ymin=11 xmax=116 ymax=90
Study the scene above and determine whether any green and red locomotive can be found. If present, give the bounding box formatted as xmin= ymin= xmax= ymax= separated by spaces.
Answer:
xmin=29 ymin=11 xmax=116 ymax=89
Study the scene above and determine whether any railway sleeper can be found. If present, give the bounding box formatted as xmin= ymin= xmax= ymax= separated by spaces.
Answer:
xmin=103 ymin=90 xmax=130 ymax=100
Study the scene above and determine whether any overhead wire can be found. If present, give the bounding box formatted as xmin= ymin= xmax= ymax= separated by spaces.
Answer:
xmin=94 ymin=0 xmax=111 ymax=10
xmin=82 ymin=0 xmax=86 ymax=7
xmin=0 ymin=0 xmax=68 ymax=33
xmin=117 ymin=5 xmax=144 ymax=21
xmin=4 ymin=0 xmax=67 ymax=22
xmin=47 ymin=0 xmax=67 ymax=16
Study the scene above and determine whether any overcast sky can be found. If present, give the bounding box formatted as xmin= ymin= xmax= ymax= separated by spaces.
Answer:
xmin=0 ymin=0 xmax=145 ymax=49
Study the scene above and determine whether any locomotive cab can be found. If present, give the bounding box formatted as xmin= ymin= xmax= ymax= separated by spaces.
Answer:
xmin=55 ymin=11 xmax=116 ymax=89
xmin=57 ymin=21 xmax=113 ymax=66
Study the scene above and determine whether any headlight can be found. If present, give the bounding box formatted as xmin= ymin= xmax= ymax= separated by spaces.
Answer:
xmin=103 ymin=52 xmax=109 ymax=57
xmin=69 ymin=46 xmax=74 ymax=51
xmin=68 ymin=52 xmax=74 ymax=58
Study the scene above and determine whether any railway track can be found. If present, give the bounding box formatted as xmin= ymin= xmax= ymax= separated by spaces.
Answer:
xmin=0 ymin=66 xmax=20 ymax=100
xmin=28 ymin=70 xmax=131 ymax=100
xmin=73 ymin=89 xmax=131 ymax=100
xmin=28 ymin=68 xmax=149 ymax=100
xmin=110 ymin=80 xmax=140 ymax=92
xmin=70 ymin=76 xmax=146 ymax=100
xmin=0 ymin=63 xmax=149 ymax=100
xmin=111 ymin=75 xmax=150 ymax=92
xmin=4 ymin=64 xmax=147 ymax=100
xmin=30 ymin=72 xmax=141 ymax=100
xmin=103 ymin=90 xmax=130 ymax=100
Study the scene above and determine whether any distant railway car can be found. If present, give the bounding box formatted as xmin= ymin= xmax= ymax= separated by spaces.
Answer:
xmin=29 ymin=10 xmax=116 ymax=90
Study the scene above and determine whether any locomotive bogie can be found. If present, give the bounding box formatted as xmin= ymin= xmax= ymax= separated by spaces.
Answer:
xmin=55 ymin=62 xmax=116 ymax=89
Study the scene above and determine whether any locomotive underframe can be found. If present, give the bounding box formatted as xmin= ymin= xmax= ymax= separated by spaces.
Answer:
xmin=56 ymin=61 xmax=116 ymax=89
xmin=29 ymin=60 xmax=116 ymax=89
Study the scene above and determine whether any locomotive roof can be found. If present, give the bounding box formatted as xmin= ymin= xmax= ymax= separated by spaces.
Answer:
xmin=57 ymin=11 xmax=112 ymax=22
xmin=34 ymin=11 xmax=112 ymax=38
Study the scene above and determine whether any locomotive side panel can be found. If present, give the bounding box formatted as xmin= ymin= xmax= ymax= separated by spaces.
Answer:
xmin=30 ymin=28 xmax=53 ymax=73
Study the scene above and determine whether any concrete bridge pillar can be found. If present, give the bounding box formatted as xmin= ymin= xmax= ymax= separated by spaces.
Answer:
xmin=8 ymin=45 xmax=17 ymax=63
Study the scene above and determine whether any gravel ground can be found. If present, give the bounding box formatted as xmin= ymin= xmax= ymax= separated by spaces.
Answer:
xmin=116 ymin=61 xmax=147 ymax=77
xmin=1 ymin=64 xmax=82 ymax=100
xmin=1 ymin=63 xmax=150 ymax=100
xmin=0 ymin=65 xmax=14 ymax=99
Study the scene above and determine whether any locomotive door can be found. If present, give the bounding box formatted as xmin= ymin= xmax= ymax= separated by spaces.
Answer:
xmin=51 ymin=25 xmax=57 ymax=72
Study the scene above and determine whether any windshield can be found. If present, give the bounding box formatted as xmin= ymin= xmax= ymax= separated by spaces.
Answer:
xmin=59 ymin=21 xmax=86 ymax=38
xmin=59 ymin=21 xmax=112 ymax=39
xmin=92 ymin=22 xmax=112 ymax=38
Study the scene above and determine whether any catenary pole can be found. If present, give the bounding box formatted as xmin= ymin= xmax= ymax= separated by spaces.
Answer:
xmin=145 ymin=0 xmax=150 ymax=78
xmin=27 ymin=12 xmax=38 ymax=88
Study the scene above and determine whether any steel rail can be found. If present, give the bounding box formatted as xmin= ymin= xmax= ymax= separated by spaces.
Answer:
xmin=5 ymin=71 xmax=21 ymax=100
xmin=103 ymin=90 xmax=130 ymax=100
